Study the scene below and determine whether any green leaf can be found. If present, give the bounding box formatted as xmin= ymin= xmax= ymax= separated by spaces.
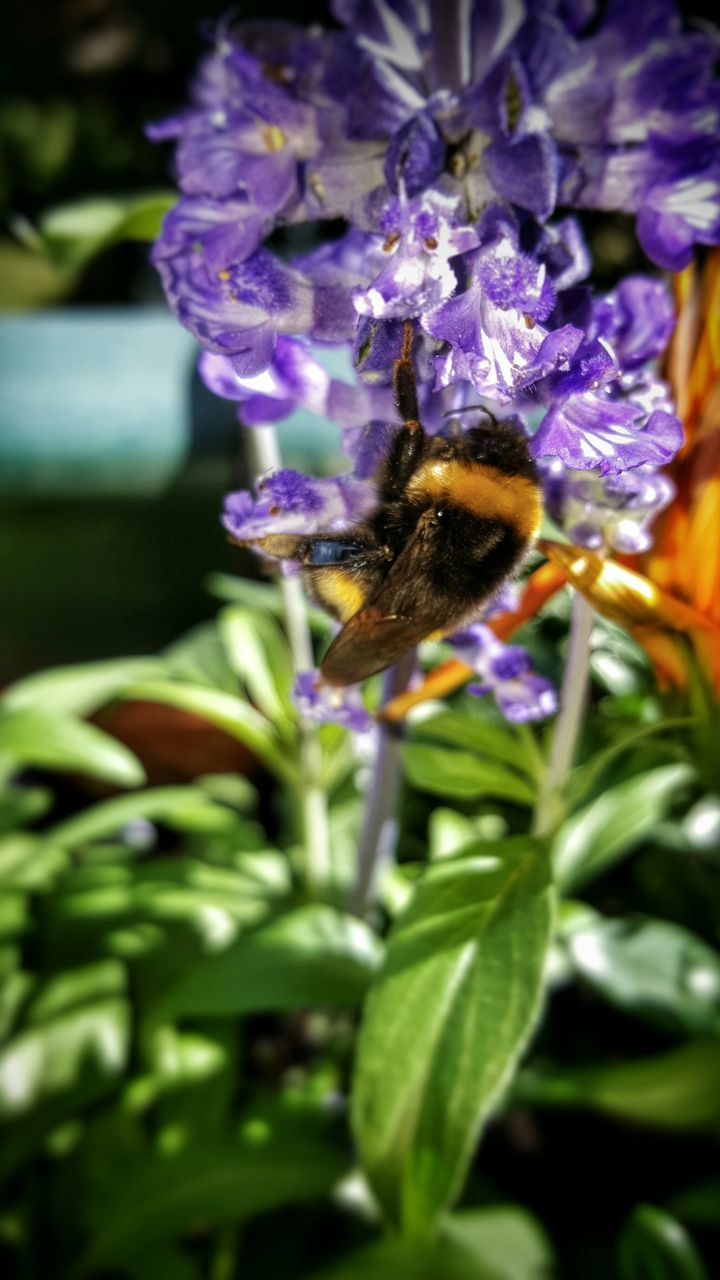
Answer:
xmin=402 ymin=743 xmax=536 ymax=804
xmin=161 ymin=905 xmax=383 ymax=1018
xmin=218 ymin=604 xmax=295 ymax=727
xmin=308 ymin=1205 xmax=553 ymax=1280
xmin=429 ymin=809 xmax=508 ymax=861
xmin=351 ymin=838 xmax=553 ymax=1234
xmin=0 ymin=997 xmax=130 ymax=1120
xmin=411 ymin=711 xmax=536 ymax=775
xmin=308 ymin=1238 xmax=492 ymax=1280
xmin=206 ymin=573 xmax=333 ymax=636
xmin=27 ymin=960 xmax=125 ymax=1024
xmin=0 ymin=710 xmax=145 ymax=787
xmin=2 ymin=657 xmax=165 ymax=717
xmin=670 ymin=1180 xmax=720 ymax=1228
xmin=49 ymin=786 xmax=230 ymax=849
xmin=54 ymin=855 xmax=288 ymax=944
xmin=123 ymin=681 xmax=295 ymax=781
xmin=38 ymin=192 xmax=176 ymax=269
xmin=73 ymin=1130 xmax=346 ymax=1274
xmin=619 ymin=1205 xmax=708 ymax=1280
xmin=0 ymin=833 xmax=68 ymax=890
xmin=562 ymin=909 xmax=720 ymax=1036
xmin=554 ymin=764 xmax=695 ymax=891
xmin=0 ymin=784 xmax=53 ymax=834
xmin=569 ymin=718 xmax=695 ymax=806
xmin=163 ymin=622 xmax=238 ymax=693
xmin=442 ymin=1205 xmax=555 ymax=1280
xmin=515 ymin=1039 xmax=720 ymax=1130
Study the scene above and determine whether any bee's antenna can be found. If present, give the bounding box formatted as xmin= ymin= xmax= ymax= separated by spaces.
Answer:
xmin=442 ymin=405 xmax=499 ymax=426
xmin=393 ymin=319 xmax=420 ymax=430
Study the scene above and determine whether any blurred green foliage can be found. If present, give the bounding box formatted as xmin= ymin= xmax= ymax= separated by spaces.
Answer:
xmin=1 ymin=587 xmax=719 ymax=1278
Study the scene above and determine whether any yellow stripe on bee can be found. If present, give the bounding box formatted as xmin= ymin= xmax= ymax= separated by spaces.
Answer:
xmin=311 ymin=569 xmax=368 ymax=622
xmin=405 ymin=460 xmax=542 ymax=541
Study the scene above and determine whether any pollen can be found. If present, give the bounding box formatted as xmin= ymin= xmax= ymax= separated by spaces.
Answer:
xmin=217 ymin=268 xmax=231 ymax=281
xmin=262 ymin=124 xmax=286 ymax=153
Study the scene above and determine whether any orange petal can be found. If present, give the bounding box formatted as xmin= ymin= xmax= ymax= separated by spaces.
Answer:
xmin=378 ymin=658 xmax=473 ymax=723
xmin=632 ymin=629 xmax=689 ymax=691
xmin=539 ymin=540 xmax=715 ymax=633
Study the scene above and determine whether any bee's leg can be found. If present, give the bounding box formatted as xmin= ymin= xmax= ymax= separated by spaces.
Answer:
xmin=379 ymin=320 xmax=429 ymax=502
xmin=229 ymin=532 xmax=382 ymax=565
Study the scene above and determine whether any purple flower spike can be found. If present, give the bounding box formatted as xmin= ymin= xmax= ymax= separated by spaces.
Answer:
xmin=223 ymin=467 xmax=375 ymax=544
xmin=449 ymin=624 xmax=557 ymax=723
xmin=294 ymin=670 xmax=373 ymax=732
xmin=542 ymin=459 xmax=676 ymax=554
xmin=354 ymin=189 xmax=479 ymax=321
xmin=489 ymin=674 xmax=558 ymax=724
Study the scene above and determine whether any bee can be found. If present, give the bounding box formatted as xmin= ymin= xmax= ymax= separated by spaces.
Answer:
xmin=232 ymin=323 xmax=542 ymax=686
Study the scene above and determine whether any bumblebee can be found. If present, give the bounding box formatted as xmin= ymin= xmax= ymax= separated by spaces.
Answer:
xmin=233 ymin=323 xmax=542 ymax=686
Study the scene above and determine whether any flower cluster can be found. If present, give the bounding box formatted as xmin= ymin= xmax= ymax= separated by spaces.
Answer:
xmin=150 ymin=1 xmax=720 ymax=725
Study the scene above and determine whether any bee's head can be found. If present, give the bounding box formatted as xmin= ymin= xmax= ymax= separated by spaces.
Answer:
xmin=465 ymin=421 xmax=537 ymax=482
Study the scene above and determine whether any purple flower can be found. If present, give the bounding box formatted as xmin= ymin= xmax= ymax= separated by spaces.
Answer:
xmin=450 ymin=624 xmax=557 ymax=723
xmin=592 ymin=276 xmax=675 ymax=370
xmin=354 ymin=189 xmax=479 ymax=320
xmin=223 ymin=469 xmax=375 ymax=544
xmin=200 ymin=338 xmax=394 ymax=428
xmin=294 ymin=670 xmax=373 ymax=732
xmin=541 ymin=458 xmax=676 ymax=553
xmin=424 ymin=226 xmax=583 ymax=402
xmin=531 ymin=340 xmax=684 ymax=475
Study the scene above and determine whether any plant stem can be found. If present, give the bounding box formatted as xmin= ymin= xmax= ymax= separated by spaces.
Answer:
xmin=351 ymin=650 xmax=416 ymax=916
xmin=249 ymin=425 xmax=331 ymax=897
xmin=533 ymin=591 xmax=595 ymax=839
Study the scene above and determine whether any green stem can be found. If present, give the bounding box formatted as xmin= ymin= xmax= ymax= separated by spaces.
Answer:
xmin=533 ymin=591 xmax=595 ymax=839
xmin=249 ymin=426 xmax=331 ymax=897
xmin=351 ymin=651 xmax=416 ymax=916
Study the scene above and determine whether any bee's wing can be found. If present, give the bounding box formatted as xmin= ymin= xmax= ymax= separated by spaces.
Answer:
xmin=320 ymin=512 xmax=468 ymax=686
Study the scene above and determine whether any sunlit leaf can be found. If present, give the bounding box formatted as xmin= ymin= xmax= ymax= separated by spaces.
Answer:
xmin=0 ymin=833 xmax=68 ymax=890
xmin=408 ymin=710 xmax=537 ymax=775
xmin=38 ymin=192 xmax=176 ymax=269
xmin=26 ymin=960 xmax=125 ymax=1024
xmin=569 ymin=718 xmax=694 ymax=806
xmin=515 ymin=1039 xmax=720 ymax=1130
xmin=619 ymin=1204 xmax=708 ymax=1280
xmin=0 ymin=709 xmax=145 ymax=787
xmin=403 ymin=743 xmax=536 ymax=804
xmin=218 ymin=604 xmax=295 ymax=728
xmin=352 ymin=838 xmax=553 ymax=1233
xmin=562 ymin=909 xmax=720 ymax=1036
xmin=429 ymin=809 xmax=509 ymax=861
xmin=442 ymin=1205 xmax=555 ymax=1280
xmin=161 ymin=905 xmax=382 ymax=1018
xmin=554 ymin=764 xmax=695 ymax=891
xmin=2 ymin=658 xmax=165 ymax=718
xmin=49 ymin=786 xmax=232 ymax=849
xmin=206 ymin=573 xmax=332 ymax=636
xmin=309 ymin=1204 xmax=553 ymax=1279
xmin=0 ymin=785 xmax=53 ymax=835
xmin=162 ymin=622 xmax=238 ymax=694
xmin=0 ymin=997 xmax=130 ymax=1119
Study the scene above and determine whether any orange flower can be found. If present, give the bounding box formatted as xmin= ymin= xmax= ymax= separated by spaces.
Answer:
xmin=632 ymin=251 xmax=720 ymax=692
